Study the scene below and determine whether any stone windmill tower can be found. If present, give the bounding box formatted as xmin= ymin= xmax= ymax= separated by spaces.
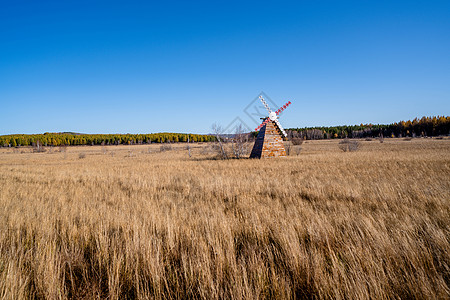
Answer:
xmin=250 ymin=96 xmax=292 ymax=158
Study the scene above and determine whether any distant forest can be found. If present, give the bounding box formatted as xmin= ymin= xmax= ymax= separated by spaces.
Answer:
xmin=1 ymin=116 xmax=448 ymax=147
xmin=0 ymin=132 xmax=215 ymax=147
xmin=287 ymin=116 xmax=449 ymax=140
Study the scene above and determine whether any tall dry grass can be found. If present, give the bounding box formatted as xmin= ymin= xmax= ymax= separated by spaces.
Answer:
xmin=0 ymin=139 xmax=449 ymax=299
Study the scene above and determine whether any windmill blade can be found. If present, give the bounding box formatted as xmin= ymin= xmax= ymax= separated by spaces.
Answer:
xmin=275 ymin=101 xmax=292 ymax=115
xmin=259 ymin=96 xmax=272 ymax=114
xmin=273 ymin=118 xmax=288 ymax=138
xmin=255 ymin=118 xmax=271 ymax=131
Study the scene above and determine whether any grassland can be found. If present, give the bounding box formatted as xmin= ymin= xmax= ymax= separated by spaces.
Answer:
xmin=0 ymin=138 xmax=449 ymax=299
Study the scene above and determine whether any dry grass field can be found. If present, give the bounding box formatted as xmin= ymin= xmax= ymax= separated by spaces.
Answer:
xmin=0 ymin=138 xmax=449 ymax=299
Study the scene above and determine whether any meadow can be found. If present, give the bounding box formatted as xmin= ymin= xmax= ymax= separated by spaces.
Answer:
xmin=0 ymin=138 xmax=449 ymax=299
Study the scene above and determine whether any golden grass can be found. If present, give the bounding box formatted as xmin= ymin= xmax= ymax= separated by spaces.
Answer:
xmin=0 ymin=138 xmax=449 ymax=299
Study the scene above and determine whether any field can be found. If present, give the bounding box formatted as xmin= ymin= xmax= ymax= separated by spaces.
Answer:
xmin=0 ymin=138 xmax=449 ymax=299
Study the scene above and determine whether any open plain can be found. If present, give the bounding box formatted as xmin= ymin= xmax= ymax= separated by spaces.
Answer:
xmin=0 ymin=138 xmax=449 ymax=299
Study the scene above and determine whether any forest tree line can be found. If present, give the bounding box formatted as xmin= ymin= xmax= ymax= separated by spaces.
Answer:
xmin=1 ymin=116 xmax=448 ymax=147
xmin=287 ymin=116 xmax=449 ymax=140
xmin=0 ymin=132 xmax=216 ymax=147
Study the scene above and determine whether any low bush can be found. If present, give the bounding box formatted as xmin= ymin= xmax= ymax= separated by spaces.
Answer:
xmin=338 ymin=139 xmax=360 ymax=152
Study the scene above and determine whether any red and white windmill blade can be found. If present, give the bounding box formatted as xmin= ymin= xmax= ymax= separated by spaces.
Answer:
xmin=254 ymin=96 xmax=291 ymax=137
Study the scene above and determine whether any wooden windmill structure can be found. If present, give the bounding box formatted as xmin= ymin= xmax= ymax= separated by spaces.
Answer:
xmin=250 ymin=96 xmax=292 ymax=158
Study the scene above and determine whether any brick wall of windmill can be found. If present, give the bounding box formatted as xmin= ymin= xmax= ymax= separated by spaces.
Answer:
xmin=250 ymin=121 xmax=287 ymax=158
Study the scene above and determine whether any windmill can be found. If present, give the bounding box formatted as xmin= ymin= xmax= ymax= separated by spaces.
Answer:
xmin=249 ymin=96 xmax=292 ymax=158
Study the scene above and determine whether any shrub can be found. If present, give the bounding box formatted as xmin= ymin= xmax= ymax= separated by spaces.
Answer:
xmin=160 ymin=144 xmax=173 ymax=152
xmin=291 ymin=137 xmax=304 ymax=145
xmin=32 ymin=141 xmax=46 ymax=153
xmin=284 ymin=141 xmax=292 ymax=155
xmin=339 ymin=139 xmax=360 ymax=152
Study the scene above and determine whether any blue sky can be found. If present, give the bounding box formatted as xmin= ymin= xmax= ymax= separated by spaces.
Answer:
xmin=1 ymin=0 xmax=449 ymax=134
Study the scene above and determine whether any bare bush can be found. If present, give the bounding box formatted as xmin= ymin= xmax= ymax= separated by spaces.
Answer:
xmin=186 ymin=137 xmax=192 ymax=158
xmin=232 ymin=124 xmax=250 ymax=159
xmin=78 ymin=152 xmax=86 ymax=159
xmin=32 ymin=140 xmax=46 ymax=153
xmin=284 ymin=141 xmax=292 ymax=155
xmin=160 ymin=144 xmax=173 ymax=152
xmin=59 ymin=145 xmax=68 ymax=159
xmin=127 ymin=149 xmax=135 ymax=157
xmin=339 ymin=139 xmax=360 ymax=152
xmin=201 ymin=145 xmax=213 ymax=155
xmin=201 ymin=143 xmax=221 ymax=155
xmin=101 ymin=141 xmax=107 ymax=154
xmin=211 ymin=123 xmax=228 ymax=159
xmin=285 ymin=140 xmax=302 ymax=156
xmin=291 ymin=137 xmax=304 ymax=145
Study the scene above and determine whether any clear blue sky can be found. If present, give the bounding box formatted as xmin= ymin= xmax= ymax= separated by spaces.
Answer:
xmin=1 ymin=0 xmax=449 ymax=134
